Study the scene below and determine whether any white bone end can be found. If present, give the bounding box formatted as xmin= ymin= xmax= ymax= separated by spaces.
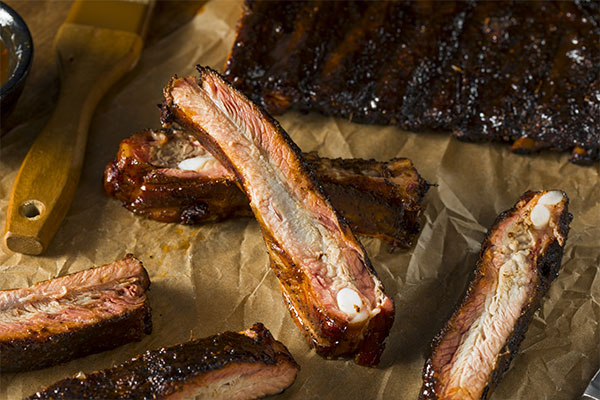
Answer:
xmin=531 ymin=203 xmax=550 ymax=228
xmin=178 ymin=156 xmax=213 ymax=171
xmin=337 ymin=288 xmax=369 ymax=324
xmin=538 ymin=191 xmax=563 ymax=206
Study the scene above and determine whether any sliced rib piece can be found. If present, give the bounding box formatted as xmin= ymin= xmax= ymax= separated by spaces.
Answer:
xmin=421 ymin=190 xmax=572 ymax=400
xmin=104 ymin=127 xmax=246 ymax=225
xmin=164 ymin=67 xmax=395 ymax=366
xmin=104 ymin=127 xmax=429 ymax=248
xmin=0 ymin=254 xmax=151 ymax=372
xmin=302 ymin=152 xmax=428 ymax=248
xmin=26 ymin=323 xmax=299 ymax=400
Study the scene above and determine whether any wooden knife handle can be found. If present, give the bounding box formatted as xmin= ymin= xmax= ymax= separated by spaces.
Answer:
xmin=4 ymin=24 xmax=142 ymax=255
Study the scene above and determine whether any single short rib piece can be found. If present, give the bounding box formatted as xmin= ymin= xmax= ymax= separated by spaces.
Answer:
xmin=26 ymin=323 xmax=299 ymax=400
xmin=164 ymin=66 xmax=395 ymax=366
xmin=421 ymin=190 xmax=572 ymax=399
xmin=0 ymin=254 xmax=152 ymax=372
xmin=104 ymin=127 xmax=429 ymax=248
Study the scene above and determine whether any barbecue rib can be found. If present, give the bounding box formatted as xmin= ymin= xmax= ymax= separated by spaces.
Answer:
xmin=0 ymin=254 xmax=151 ymax=372
xmin=420 ymin=190 xmax=572 ymax=400
xmin=164 ymin=66 xmax=395 ymax=366
xmin=26 ymin=323 xmax=299 ymax=400
xmin=104 ymin=127 xmax=429 ymax=248
xmin=225 ymin=1 xmax=600 ymax=164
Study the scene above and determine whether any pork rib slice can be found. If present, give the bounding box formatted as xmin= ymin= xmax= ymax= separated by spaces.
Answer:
xmin=0 ymin=254 xmax=151 ymax=372
xmin=103 ymin=127 xmax=429 ymax=248
xmin=26 ymin=323 xmax=299 ymax=400
xmin=420 ymin=190 xmax=572 ymax=399
xmin=163 ymin=66 xmax=395 ymax=366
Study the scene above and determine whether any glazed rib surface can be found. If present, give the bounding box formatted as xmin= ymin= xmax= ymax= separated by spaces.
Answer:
xmin=225 ymin=1 xmax=600 ymax=164
xmin=420 ymin=190 xmax=572 ymax=399
xmin=164 ymin=67 xmax=395 ymax=366
xmin=0 ymin=254 xmax=152 ymax=372
xmin=104 ymin=127 xmax=429 ymax=248
xmin=26 ymin=323 xmax=299 ymax=400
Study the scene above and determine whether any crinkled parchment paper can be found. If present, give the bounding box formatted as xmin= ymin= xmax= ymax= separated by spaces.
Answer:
xmin=1 ymin=1 xmax=598 ymax=398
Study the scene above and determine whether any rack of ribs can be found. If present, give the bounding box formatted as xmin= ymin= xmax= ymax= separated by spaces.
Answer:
xmin=224 ymin=1 xmax=599 ymax=164
xmin=0 ymin=254 xmax=152 ymax=372
xmin=420 ymin=190 xmax=572 ymax=399
xmin=163 ymin=66 xmax=395 ymax=366
xmin=104 ymin=127 xmax=429 ymax=248
xmin=26 ymin=323 xmax=299 ymax=400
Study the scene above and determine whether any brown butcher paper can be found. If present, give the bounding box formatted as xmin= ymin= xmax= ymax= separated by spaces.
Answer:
xmin=0 ymin=1 xmax=598 ymax=399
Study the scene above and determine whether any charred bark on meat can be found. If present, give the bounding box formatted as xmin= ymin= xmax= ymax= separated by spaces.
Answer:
xmin=225 ymin=1 xmax=600 ymax=164
xmin=26 ymin=323 xmax=299 ymax=400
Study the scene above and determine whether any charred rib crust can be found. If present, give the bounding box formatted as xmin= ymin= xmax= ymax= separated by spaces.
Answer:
xmin=324 ymin=183 xmax=413 ymax=246
xmin=0 ymin=255 xmax=152 ymax=373
xmin=26 ymin=323 xmax=299 ymax=400
xmin=2 ymin=305 xmax=152 ymax=372
xmin=305 ymin=154 xmax=429 ymax=247
xmin=225 ymin=1 xmax=600 ymax=164
xmin=420 ymin=191 xmax=572 ymax=400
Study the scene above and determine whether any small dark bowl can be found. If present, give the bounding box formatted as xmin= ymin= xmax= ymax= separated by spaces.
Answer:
xmin=0 ymin=1 xmax=33 ymax=129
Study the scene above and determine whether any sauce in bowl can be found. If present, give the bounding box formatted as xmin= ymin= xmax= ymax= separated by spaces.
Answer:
xmin=1 ymin=39 xmax=12 ymax=86
xmin=0 ymin=2 xmax=33 ymax=126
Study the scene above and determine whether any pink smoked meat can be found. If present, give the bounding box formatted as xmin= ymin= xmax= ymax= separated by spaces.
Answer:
xmin=163 ymin=66 xmax=395 ymax=366
xmin=0 ymin=254 xmax=151 ymax=372
xmin=421 ymin=190 xmax=572 ymax=399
